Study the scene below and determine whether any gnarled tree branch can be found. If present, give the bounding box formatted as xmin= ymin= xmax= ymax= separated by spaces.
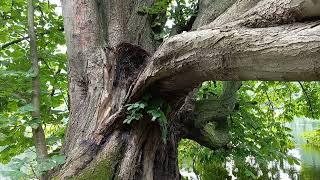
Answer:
xmin=131 ymin=21 xmax=320 ymax=100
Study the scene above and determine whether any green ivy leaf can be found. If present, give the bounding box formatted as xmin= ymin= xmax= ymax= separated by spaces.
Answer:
xmin=147 ymin=108 xmax=162 ymax=121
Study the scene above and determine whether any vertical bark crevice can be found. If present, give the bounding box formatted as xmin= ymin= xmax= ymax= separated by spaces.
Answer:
xmin=153 ymin=135 xmax=180 ymax=180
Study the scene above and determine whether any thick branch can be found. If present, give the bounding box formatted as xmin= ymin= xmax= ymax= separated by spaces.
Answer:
xmin=204 ymin=0 xmax=320 ymax=29
xmin=177 ymin=82 xmax=241 ymax=149
xmin=131 ymin=21 xmax=320 ymax=100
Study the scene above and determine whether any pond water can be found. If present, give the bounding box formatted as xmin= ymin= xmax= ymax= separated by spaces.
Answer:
xmin=284 ymin=118 xmax=320 ymax=180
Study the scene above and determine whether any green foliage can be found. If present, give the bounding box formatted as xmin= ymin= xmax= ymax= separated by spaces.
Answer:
xmin=168 ymin=0 xmax=198 ymax=28
xmin=138 ymin=0 xmax=198 ymax=41
xmin=0 ymin=0 xmax=68 ymax=168
xmin=138 ymin=0 xmax=170 ymax=41
xmin=124 ymin=101 xmax=146 ymax=124
xmin=0 ymin=149 xmax=65 ymax=179
xmin=179 ymin=81 xmax=320 ymax=179
xmin=124 ymin=94 xmax=169 ymax=142
xmin=139 ymin=0 xmax=171 ymax=15
xmin=197 ymin=81 xmax=222 ymax=99
xmin=302 ymin=129 xmax=320 ymax=147
xmin=179 ymin=139 xmax=230 ymax=179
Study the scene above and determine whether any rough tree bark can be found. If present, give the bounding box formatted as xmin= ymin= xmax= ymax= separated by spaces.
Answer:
xmin=55 ymin=0 xmax=320 ymax=179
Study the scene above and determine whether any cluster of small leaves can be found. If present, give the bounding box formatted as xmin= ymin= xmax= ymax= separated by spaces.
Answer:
xmin=0 ymin=149 xmax=65 ymax=179
xmin=124 ymin=94 xmax=170 ymax=142
xmin=168 ymin=0 xmax=198 ymax=29
xmin=0 ymin=0 xmax=68 ymax=168
xmin=123 ymin=101 xmax=145 ymax=124
xmin=179 ymin=81 xmax=320 ymax=179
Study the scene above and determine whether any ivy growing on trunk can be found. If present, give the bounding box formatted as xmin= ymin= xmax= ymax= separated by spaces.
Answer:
xmin=125 ymin=94 xmax=170 ymax=142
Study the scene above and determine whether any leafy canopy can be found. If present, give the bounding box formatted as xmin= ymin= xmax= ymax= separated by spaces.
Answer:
xmin=179 ymin=81 xmax=320 ymax=179
xmin=0 ymin=0 xmax=67 ymax=177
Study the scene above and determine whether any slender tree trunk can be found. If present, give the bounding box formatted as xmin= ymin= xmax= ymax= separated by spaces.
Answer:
xmin=54 ymin=0 xmax=320 ymax=179
xmin=27 ymin=0 xmax=48 ymax=179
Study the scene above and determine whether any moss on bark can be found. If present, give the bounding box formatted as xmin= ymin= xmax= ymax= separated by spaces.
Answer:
xmin=68 ymin=141 xmax=125 ymax=180
xmin=70 ymin=160 xmax=114 ymax=180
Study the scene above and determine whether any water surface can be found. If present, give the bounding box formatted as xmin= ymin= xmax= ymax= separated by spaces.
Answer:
xmin=285 ymin=118 xmax=320 ymax=180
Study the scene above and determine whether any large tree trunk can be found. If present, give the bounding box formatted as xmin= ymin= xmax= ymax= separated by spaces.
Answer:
xmin=55 ymin=0 xmax=320 ymax=179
